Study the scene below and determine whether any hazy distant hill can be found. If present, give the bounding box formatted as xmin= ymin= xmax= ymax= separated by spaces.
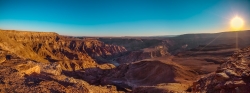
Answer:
xmin=168 ymin=30 xmax=250 ymax=52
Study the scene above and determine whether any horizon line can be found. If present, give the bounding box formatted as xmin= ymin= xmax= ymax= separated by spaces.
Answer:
xmin=0 ymin=28 xmax=249 ymax=37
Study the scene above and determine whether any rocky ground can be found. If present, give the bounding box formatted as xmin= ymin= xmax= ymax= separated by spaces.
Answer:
xmin=191 ymin=47 xmax=250 ymax=93
xmin=0 ymin=49 xmax=124 ymax=93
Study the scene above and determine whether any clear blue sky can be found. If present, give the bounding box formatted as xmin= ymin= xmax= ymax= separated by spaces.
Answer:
xmin=0 ymin=0 xmax=249 ymax=36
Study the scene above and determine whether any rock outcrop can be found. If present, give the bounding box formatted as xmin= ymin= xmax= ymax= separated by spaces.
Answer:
xmin=116 ymin=45 xmax=169 ymax=64
xmin=16 ymin=61 xmax=41 ymax=76
xmin=192 ymin=46 xmax=250 ymax=93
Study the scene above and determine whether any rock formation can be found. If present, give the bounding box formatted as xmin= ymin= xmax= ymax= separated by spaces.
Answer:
xmin=0 ymin=49 xmax=124 ymax=93
xmin=0 ymin=30 xmax=128 ymax=93
xmin=192 ymin=46 xmax=250 ymax=93
xmin=0 ymin=30 xmax=127 ymax=70
xmin=99 ymin=38 xmax=164 ymax=51
xmin=116 ymin=45 xmax=169 ymax=63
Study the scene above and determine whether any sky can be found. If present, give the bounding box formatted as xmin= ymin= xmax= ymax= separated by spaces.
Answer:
xmin=0 ymin=0 xmax=250 ymax=36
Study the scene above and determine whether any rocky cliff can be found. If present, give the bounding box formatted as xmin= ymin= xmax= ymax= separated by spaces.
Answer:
xmin=0 ymin=30 xmax=127 ymax=70
xmin=98 ymin=38 xmax=164 ymax=51
xmin=116 ymin=45 xmax=169 ymax=63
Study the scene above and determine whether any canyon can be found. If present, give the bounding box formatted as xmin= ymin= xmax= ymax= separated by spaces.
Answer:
xmin=0 ymin=29 xmax=250 ymax=92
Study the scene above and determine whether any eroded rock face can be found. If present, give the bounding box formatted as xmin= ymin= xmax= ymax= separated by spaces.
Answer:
xmin=0 ymin=30 xmax=129 ymax=92
xmin=192 ymin=46 xmax=250 ymax=93
xmin=0 ymin=50 xmax=124 ymax=93
xmin=98 ymin=38 xmax=165 ymax=51
xmin=116 ymin=46 xmax=169 ymax=63
xmin=0 ymin=30 xmax=127 ymax=70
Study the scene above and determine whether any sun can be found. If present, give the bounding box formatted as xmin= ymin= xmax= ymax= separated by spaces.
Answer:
xmin=230 ymin=16 xmax=244 ymax=30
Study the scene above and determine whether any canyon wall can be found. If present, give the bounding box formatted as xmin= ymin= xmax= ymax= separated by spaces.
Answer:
xmin=116 ymin=45 xmax=169 ymax=63
xmin=0 ymin=30 xmax=127 ymax=70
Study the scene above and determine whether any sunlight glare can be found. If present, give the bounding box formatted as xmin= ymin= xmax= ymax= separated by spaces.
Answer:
xmin=230 ymin=16 xmax=244 ymax=30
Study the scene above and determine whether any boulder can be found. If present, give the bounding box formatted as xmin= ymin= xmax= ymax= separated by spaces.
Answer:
xmin=215 ymin=73 xmax=230 ymax=81
xmin=40 ymin=63 xmax=62 ymax=75
xmin=16 ymin=63 xmax=40 ymax=76
xmin=0 ymin=56 xmax=6 ymax=63
xmin=225 ymin=69 xmax=239 ymax=77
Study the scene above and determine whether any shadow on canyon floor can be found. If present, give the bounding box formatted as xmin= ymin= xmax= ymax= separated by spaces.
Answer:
xmin=24 ymin=72 xmax=75 ymax=87
xmin=62 ymin=68 xmax=132 ymax=92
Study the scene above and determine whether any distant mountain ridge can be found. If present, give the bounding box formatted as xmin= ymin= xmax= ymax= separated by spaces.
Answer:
xmin=168 ymin=30 xmax=250 ymax=52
